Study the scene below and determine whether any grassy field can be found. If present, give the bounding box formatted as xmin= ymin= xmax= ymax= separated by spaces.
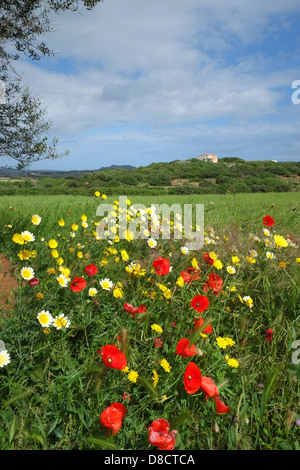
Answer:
xmin=0 ymin=191 xmax=299 ymax=450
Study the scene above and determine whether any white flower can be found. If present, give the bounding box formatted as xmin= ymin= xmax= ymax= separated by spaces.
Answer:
xmin=181 ymin=246 xmax=189 ymax=255
xmin=0 ymin=349 xmax=11 ymax=368
xmin=148 ymin=238 xmax=157 ymax=248
xmin=226 ymin=266 xmax=236 ymax=274
xmin=99 ymin=278 xmax=113 ymax=290
xmin=21 ymin=230 xmax=35 ymax=242
xmin=56 ymin=274 xmax=70 ymax=287
xmin=31 ymin=214 xmax=41 ymax=225
xmin=266 ymin=252 xmax=275 ymax=259
xmin=37 ymin=310 xmax=54 ymax=327
xmin=53 ymin=314 xmax=70 ymax=330
xmin=21 ymin=266 xmax=35 ymax=280
xmin=88 ymin=287 xmax=98 ymax=297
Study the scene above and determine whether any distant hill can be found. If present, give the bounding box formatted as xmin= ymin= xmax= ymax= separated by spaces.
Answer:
xmin=0 ymin=164 xmax=136 ymax=178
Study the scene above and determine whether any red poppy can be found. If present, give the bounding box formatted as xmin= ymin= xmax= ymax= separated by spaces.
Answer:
xmin=203 ymin=252 xmax=214 ymax=266
xmin=84 ymin=264 xmax=98 ymax=276
xmin=180 ymin=267 xmax=200 ymax=283
xmin=183 ymin=362 xmax=202 ymax=394
xmin=70 ymin=276 xmax=86 ymax=292
xmin=175 ymin=338 xmax=197 ymax=357
xmin=148 ymin=419 xmax=178 ymax=450
xmin=152 ymin=256 xmax=170 ymax=276
xmin=188 ymin=317 xmax=213 ymax=335
xmin=203 ymin=273 xmax=223 ymax=296
xmin=266 ymin=329 xmax=274 ymax=342
xmin=214 ymin=396 xmax=230 ymax=414
xmin=200 ymin=376 xmax=219 ymax=401
xmin=263 ymin=215 xmax=274 ymax=227
xmin=97 ymin=344 xmax=127 ymax=370
xmin=190 ymin=294 xmax=210 ymax=312
xmin=100 ymin=402 xmax=126 ymax=434
xmin=28 ymin=277 xmax=39 ymax=287
xmin=123 ymin=303 xmax=146 ymax=319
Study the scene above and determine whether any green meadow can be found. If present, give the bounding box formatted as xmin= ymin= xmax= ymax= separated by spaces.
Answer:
xmin=0 ymin=191 xmax=299 ymax=450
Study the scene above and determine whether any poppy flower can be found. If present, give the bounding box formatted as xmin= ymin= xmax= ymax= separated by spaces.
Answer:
xmin=152 ymin=256 xmax=170 ymax=276
xmin=203 ymin=273 xmax=223 ymax=296
xmin=100 ymin=402 xmax=126 ymax=434
xmin=148 ymin=418 xmax=178 ymax=450
xmin=175 ymin=338 xmax=197 ymax=357
xmin=84 ymin=264 xmax=98 ymax=276
xmin=97 ymin=344 xmax=127 ymax=370
xmin=190 ymin=294 xmax=210 ymax=312
xmin=200 ymin=376 xmax=219 ymax=401
xmin=183 ymin=362 xmax=202 ymax=394
xmin=123 ymin=303 xmax=146 ymax=319
xmin=214 ymin=396 xmax=230 ymax=414
xmin=28 ymin=277 xmax=39 ymax=287
xmin=180 ymin=267 xmax=200 ymax=284
xmin=70 ymin=276 xmax=86 ymax=292
xmin=203 ymin=252 xmax=214 ymax=266
xmin=188 ymin=317 xmax=213 ymax=335
xmin=266 ymin=329 xmax=274 ymax=341
xmin=263 ymin=215 xmax=274 ymax=227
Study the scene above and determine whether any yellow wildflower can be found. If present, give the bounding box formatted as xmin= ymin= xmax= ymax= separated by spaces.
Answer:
xmin=160 ymin=359 xmax=172 ymax=373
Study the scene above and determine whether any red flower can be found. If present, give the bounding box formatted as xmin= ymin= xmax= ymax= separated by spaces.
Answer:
xmin=203 ymin=273 xmax=223 ymax=296
xmin=123 ymin=303 xmax=146 ymax=320
xmin=175 ymin=338 xmax=197 ymax=357
xmin=84 ymin=264 xmax=98 ymax=276
xmin=100 ymin=402 xmax=126 ymax=434
xmin=180 ymin=267 xmax=200 ymax=283
xmin=200 ymin=376 xmax=219 ymax=401
xmin=214 ymin=396 xmax=230 ymax=414
xmin=97 ymin=344 xmax=127 ymax=370
xmin=203 ymin=252 xmax=214 ymax=266
xmin=183 ymin=362 xmax=202 ymax=394
xmin=154 ymin=338 xmax=164 ymax=348
xmin=28 ymin=278 xmax=39 ymax=287
xmin=266 ymin=329 xmax=274 ymax=342
xmin=152 ymin=256 xmax=170 ymax=276
xmin=188 ymin=317 xmax=213 ymax=335
xmin=263 ymin=215 xmax=274 ymax=227
xmin=70 ymin=276 xmax=86 ymax=292
xmin=148 ymin=419 xmax=178 ymax=450
xmin=139 ymin=304 xmax=147 ymax=313
xmin=190 ymin=294 xmax=210 ymax=312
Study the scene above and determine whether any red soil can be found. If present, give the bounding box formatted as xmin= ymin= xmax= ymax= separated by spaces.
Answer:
xmin=0 ymin=254 xmax=18 ymax=315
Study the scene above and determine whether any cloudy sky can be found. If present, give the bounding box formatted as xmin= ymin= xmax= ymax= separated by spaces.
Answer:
xmin=16 ymin=0 xmax=300 ymax=170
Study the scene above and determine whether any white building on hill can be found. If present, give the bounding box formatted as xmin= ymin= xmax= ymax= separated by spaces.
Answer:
xmin=195 ymin=153 xmax=218 ymax=163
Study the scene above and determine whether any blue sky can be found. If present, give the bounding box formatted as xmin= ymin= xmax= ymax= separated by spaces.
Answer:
xmin=14 ymin=0 xmax=300 ymax=170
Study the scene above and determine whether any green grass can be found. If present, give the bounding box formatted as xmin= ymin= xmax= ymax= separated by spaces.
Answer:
xmin=0 ymin=191 xmax=299 ymax=450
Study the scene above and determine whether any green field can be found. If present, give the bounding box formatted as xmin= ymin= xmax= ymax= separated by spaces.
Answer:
xmin=0 ymin=191 xmax=299 ymax=450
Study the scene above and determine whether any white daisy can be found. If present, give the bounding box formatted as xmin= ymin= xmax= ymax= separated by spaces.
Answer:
xmin=37 ymin=310 xmax=54 ymax=327
xmin=88 ymin=287 xmax=98 ymax=297
xmin=0 ymin=349 xmax=11 ymax=368
xmin=226 ymin=266 xmax=236 ymax=274
xmin=31 ymin=214 xmax=41 ymax=225
xmin=181 ymin=246 xmax=189 ymax=255
xmin=21 ymin=266 xmax=35 ymax=280
xmin=56 ymin=274 xmax=70 ymax=287
xmin=53 ymin=314 xmax=70 ymax=330
xmin=266 ymin=252 xmax=275 ymax=259
xmin=99 ymin=278 xmax=113 ymax=290
xmin=21 ymin=231 xmax=35 ymax=242
xmin=147 ymin=238 xmax=157 ymax=248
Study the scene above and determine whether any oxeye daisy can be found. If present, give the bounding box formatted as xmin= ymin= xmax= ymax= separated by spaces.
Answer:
xmin=147 ymin=238 xmax=157 ymax=248
xmin=56 ymin=274 xmax=69 ymax=287
xmin=88 ymin=287 xmax=98 ymax=297
xmin=31 ymin=214 xmax=41 ymax=225
xmin=181 ymin=246 xmax=189 ymax=255
xmin=53 ymin=314 xmax=70 ymax=330
xmin=266 ymin=251 xmax=275 ymax=259
xmin=21 ymin=231 xmax=35 ymax=242
xmin=226 ymin=266 xmax=236 ymax=274
xmin=37 ymin=310 xmax=54 ymax=327
xmin=21 ymin=266 xmax=35 ymax=280
xmin=99 ymin=278 xmax=113 ymax=290
xmin=0 ymin=349 xmax=11 ymax=368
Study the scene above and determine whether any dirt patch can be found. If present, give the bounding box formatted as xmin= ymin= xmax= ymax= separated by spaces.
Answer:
xmin=0 ymin=254 xmax=18 ymax=316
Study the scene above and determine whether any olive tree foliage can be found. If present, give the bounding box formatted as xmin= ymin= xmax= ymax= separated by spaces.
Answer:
xmin=0 ymin=0 xmax=103 ymax=169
